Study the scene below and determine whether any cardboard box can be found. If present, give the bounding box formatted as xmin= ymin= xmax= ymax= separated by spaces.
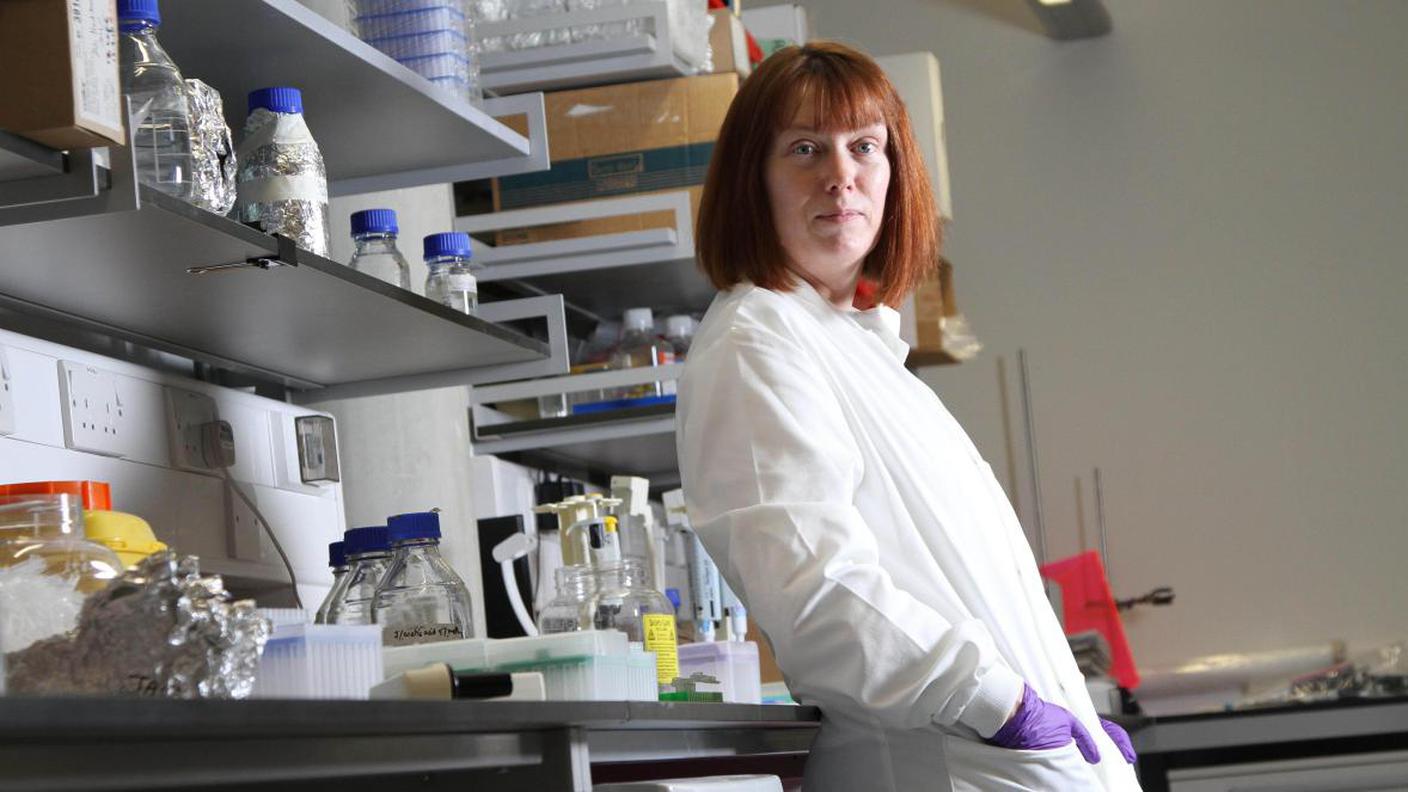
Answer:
xmin=709 ymin=8 xmax=751 ymax=79
xmin=903 ymin=257 xmax=974 ymax=367
xmin=493 ymin=73 xmax=738 ymax=212
xmin=0 ymin=0 xmax=125 ymax=150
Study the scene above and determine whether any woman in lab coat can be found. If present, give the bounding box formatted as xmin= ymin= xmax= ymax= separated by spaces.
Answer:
xmin=676 ymin=42 xmax=1142 ymax=791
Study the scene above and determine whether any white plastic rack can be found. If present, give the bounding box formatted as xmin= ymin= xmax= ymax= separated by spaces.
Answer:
xmin=478 ymin=1 xmax=698 ymax=94
xmin=158 ymin=0 xmax=549 ymax=195
xmin=470 ymin=364 xmax=683 ymax=488
xmin=457 ymin=191 xmax=714 ymax=320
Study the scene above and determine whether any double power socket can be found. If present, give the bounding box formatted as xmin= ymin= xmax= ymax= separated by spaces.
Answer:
xmin=49 ymin=358 xmax=234 ymax=470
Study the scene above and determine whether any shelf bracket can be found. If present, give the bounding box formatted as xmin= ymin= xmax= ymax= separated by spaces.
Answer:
xmin=0 ymin=99 xmax=143 ymax=227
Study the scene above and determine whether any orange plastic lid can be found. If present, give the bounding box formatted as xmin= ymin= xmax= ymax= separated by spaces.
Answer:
xmin=0 ymin=481 xmax=112 ymax=511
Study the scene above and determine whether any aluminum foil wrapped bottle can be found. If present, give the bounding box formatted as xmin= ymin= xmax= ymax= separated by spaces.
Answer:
xmin=184 ymin=79 xmax=237 ymax=215
xmin=236 ymin=87 xmax=331 ymax=257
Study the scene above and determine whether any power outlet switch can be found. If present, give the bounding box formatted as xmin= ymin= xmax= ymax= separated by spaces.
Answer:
xmin=167 ymin=387 xmax=220 ymax=470
xmin=57 ymin=360 xmax=127 ymax=457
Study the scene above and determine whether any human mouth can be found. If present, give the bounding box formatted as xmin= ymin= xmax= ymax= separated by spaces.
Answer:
xmin=816 ymin=209 xmax=864 ymax=223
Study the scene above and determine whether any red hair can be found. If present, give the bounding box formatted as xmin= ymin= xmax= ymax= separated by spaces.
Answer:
xmin=696 ymin=41 xmax=940 ymax=306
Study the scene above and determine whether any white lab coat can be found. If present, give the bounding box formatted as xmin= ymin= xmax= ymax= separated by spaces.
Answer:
xmin=676 ymin=282 xmax=1143 ymax=791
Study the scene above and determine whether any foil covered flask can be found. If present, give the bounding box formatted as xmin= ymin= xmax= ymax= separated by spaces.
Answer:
xmin=184 ymin=79 xmax=237 ymax=215
xmin=236 ymin=86 xmax=331 ymax=257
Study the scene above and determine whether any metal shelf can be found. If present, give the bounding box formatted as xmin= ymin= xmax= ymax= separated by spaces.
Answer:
xmin=472 ymin=364 xmax=683 ymax=486
xmin=0 ymin=130 xmax=63 ymax=183
xmin=479 ymin=2 xmax=697 ymax=94
xmin=158 ymin=0 xmax=546 ymax=196
xmin=458 ymin=191 xmax=715 ymax=319
xmin=0 ymin=183 xmax=551 ymax=390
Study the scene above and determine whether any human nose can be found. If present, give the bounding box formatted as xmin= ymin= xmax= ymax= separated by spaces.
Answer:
xmin=821 ymin=148 xmax=856 ymax=194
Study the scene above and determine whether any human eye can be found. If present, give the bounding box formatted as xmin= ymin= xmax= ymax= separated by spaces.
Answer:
xmin=854 ymin=140 xmax=881 ymax=155
xmin=790 ymin=141 xmax=818 ymax=156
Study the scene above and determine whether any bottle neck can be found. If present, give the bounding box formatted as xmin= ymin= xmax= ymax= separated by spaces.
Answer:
xmin=354 ymin=232 xmax=399 ymax=252
xmin=348 ymin=551 xmax=389 ymax=563
xmin=557 ymin=565 xmax=597 ymax=598
xmin=391 ymin=537 xmax=440 ymax=552
xmin=427 ymin=255 xmax=472 ymax=271
xmin=120 ymin=20 xmax=159 ymax=36
xmin=597 ymin=559 xmax=647 ymax=590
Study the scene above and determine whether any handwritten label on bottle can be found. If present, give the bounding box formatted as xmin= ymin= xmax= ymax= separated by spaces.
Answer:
xmin=383 ymin=623 xmax=465 ymax=647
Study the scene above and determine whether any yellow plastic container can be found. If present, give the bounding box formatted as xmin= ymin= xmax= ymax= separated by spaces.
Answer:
xmin=84 ymin=510 xmax=167 ymax=569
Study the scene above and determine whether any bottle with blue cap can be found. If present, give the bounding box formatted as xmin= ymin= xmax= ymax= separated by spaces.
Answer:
xmin=236 ymin=86 xmax=331 ymax=257
xmin=313 ymin=540 xmax=351 ymax=624
xmin=373 ymin=511 xmax=474 ymax=646
xmin=116 ymin=0 xmax=193 ymax=200
xmin=326 ymin=526 xmax=393 ymax=626
xmin=347 ymin=208 xmax=411 ymax=289
xmin=422 ymin=232 xmax=480 ymax=314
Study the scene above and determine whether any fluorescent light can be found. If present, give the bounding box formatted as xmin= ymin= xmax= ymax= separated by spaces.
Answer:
xmin=1037 ymin=0 xmax=1072 ymax=5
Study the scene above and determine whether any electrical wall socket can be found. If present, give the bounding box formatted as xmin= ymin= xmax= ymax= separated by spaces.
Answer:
xmin=57 ymin=360 xmax=127 ymax=457
xmin=167 ymin=387 xmax=220 ymax=470
xmin=0 ymin=346 xmax=14 ymax=436
xmin=226 ymin=482 xmax=269 ymax=563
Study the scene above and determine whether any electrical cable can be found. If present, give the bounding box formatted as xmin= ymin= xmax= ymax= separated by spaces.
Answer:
xmin=221 ymin=469 xmax=304 ymax=610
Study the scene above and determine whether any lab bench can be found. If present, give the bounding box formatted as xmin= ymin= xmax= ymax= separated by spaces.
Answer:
xmin=1132 ymin=697 xmax=1408 ymax=791
xmin=0 ymin=698 xmax=820 ymax=791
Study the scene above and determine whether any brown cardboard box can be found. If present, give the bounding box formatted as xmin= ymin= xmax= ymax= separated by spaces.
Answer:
xmin=0 ymin=0 xmax=125 ymax=150
xmin=906 ymin=257 xmax=965 ymax=367
xmin=489 ymin=73 xmax=738 ymax=245
xmin=709 ymin=8 xmax=751 ymax=79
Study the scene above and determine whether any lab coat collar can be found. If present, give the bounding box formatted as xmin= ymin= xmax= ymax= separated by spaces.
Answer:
xmin=788 ymin=279 xmax=911 ymax=363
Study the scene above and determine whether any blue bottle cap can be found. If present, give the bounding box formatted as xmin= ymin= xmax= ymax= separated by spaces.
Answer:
xmin=351 ymin=208 xmax=398 ymax=236
xmin=343 ymin=526 xmax=390 ymax=556
xmin=117 ymin=0 xmax=160 ymax=29
xmin=248 ymin=87 xmax=304 ymax=116
xmin=387 ymin=511 xmax=442 ymax=542
xmin=328 ymin=541 xmax=347 ymax=568
xmin=666 ymin=588 xmax=682 ymax=611
xmin=423 ymin=232 xmax=472 ymax=261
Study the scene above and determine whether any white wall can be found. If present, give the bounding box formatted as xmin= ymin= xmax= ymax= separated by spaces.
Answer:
xmin=793 ymin=0 xmax=1408 ymax=671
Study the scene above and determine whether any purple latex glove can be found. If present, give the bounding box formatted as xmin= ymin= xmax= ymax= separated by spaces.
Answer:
xmin=1100 ymin=718 xmax=1137 ymax=764
xmin=985 ymin=683 xmax=1101 ymax=764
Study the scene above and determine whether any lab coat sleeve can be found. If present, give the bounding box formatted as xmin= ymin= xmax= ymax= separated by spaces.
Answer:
xmin=679 ymin=325 xmax=1025 ymax=737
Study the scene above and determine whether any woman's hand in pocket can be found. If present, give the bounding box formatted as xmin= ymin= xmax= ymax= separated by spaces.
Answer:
xmin=984 ymin=683 xmax=1101 ymax=764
